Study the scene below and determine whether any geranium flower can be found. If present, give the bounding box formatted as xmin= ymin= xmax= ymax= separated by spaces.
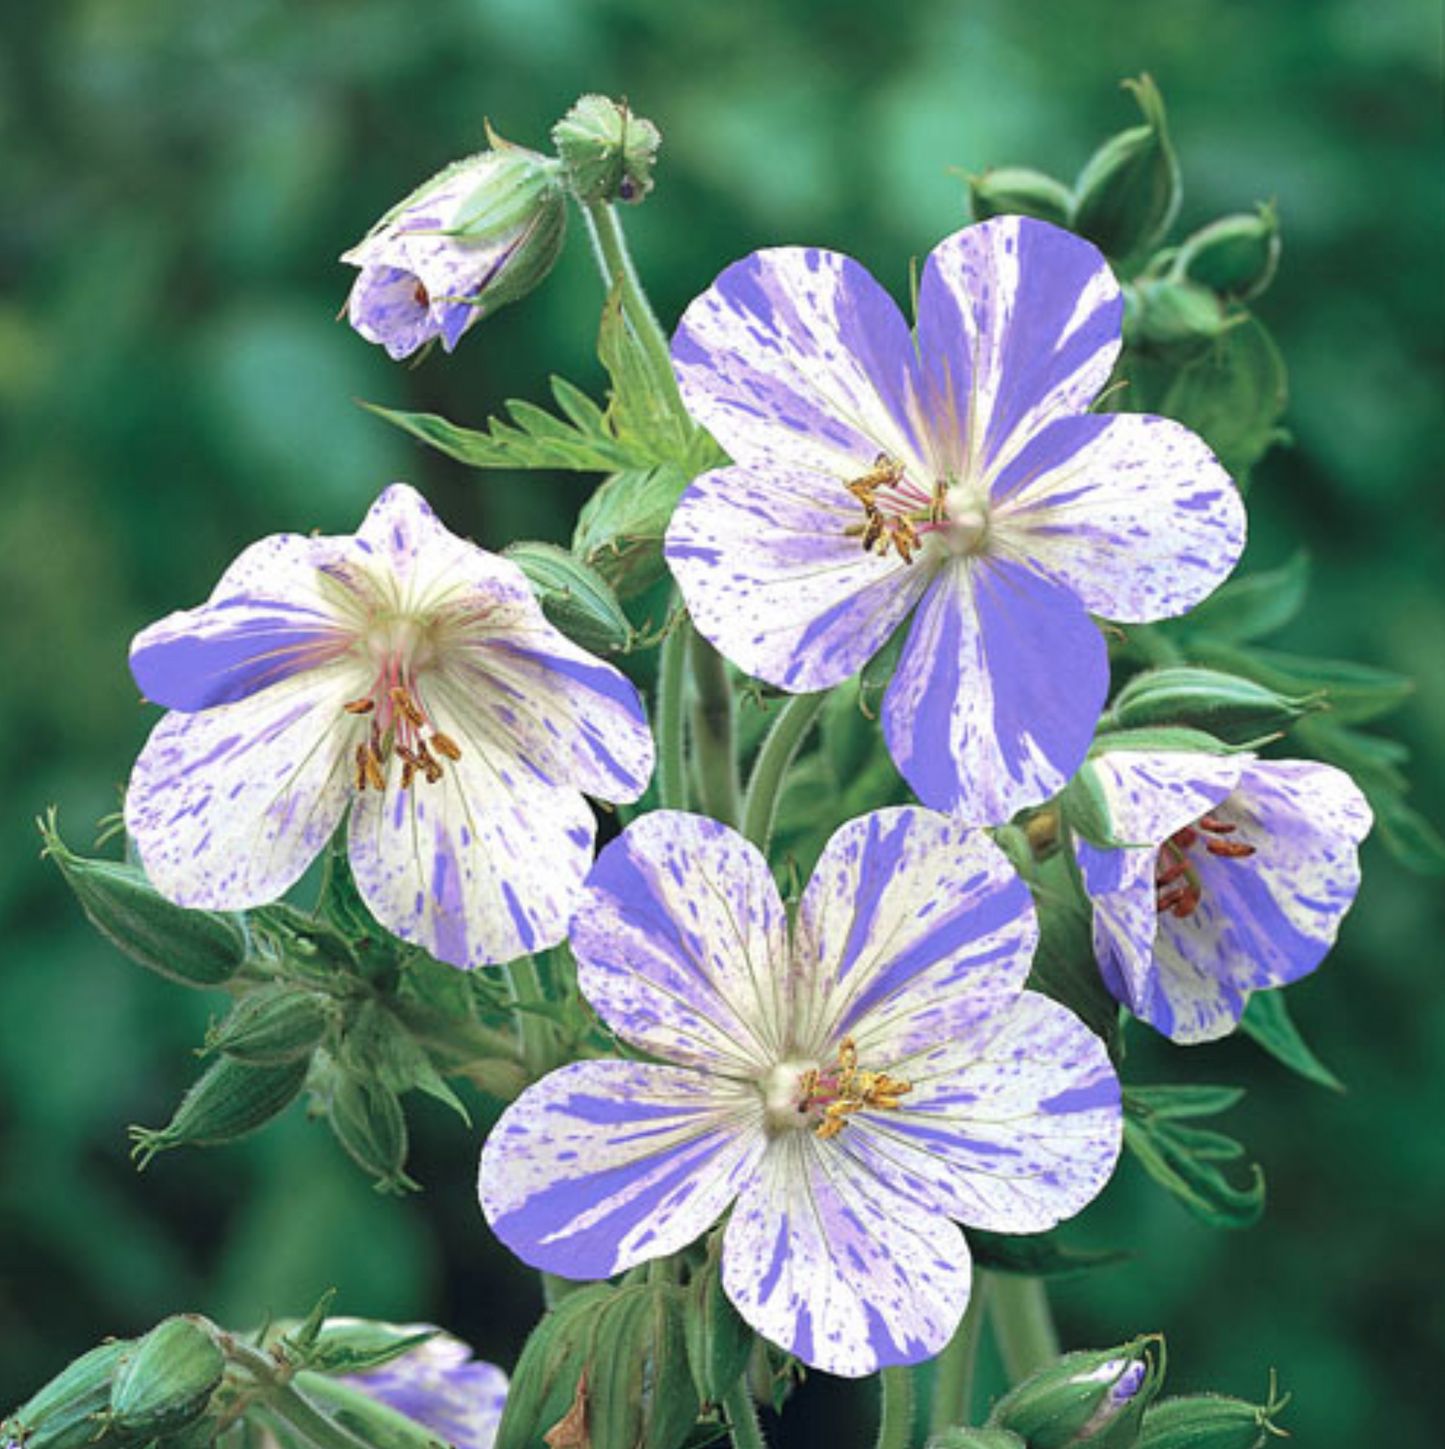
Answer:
xmin=478 ymin=807 xmax=1121 ymax=1377
xmin=1074 ymin=749 xmax=1372 ymax=1042
xmin=664 ymin=217 xmax=1246 ymax=824
xmin=350 ymin=1330 xmax=508 ymax=1449
xmin=125 ymin=484 xmax=653 ymax=968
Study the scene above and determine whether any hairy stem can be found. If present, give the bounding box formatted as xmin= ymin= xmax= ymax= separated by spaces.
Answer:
xmin=656 ymin=612 xmax=691 ymax=811
xmin=929 ymin=1276 xmax=990 ymax=1433
xmin=875 ymin=1366 xmax=917 ymax=1449
xmin=722 ymin=1375 xmax=769 ymax=1449
xmin=740 ymin=691 xmax=826 ymax=851
xmin=989 ymin=1273 xmax=1060 ymax=1384
xmin=689 ymin=628 xmax=741 ymax=827
xmin=224 ymin=1341 xmax=375 ymax=1449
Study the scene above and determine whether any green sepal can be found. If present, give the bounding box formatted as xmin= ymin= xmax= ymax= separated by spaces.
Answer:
xmin=1177 ymin=551 xmax=1309 ymax=643
xmin=1123 ymin=1085 xmax=1265 ymax=1230
xmin=1135 ymin=1379 xmax=1291 ymax=1449
xmin=1124 ymin=279 xmax=1241 ymax=365
xmin=505 ymin=540 xmax=636 ymax=655
xmin=1088 ymin=725 xmax=1249 ymax=758
xmin=1105 ymin=666 xmax=1322 ymax=743
xmin=323 ymin=1064 xmax=419 ymax=1195
xmin=1238 ymin=991 xmax=1344 ymax=1092
xmin=41 ymin=812 xmax=248 ymax=988
xmin=337 ymin=999 xmax=471 ymax=1123
xmin=597 ymin=284 xmax=698 ymax=466
xmin=109 ymin=1316 xmax=224 ymax=1439
xmin=553 ymin=95 xmax=662 ymax=205
xmin=4 ymin=1339 xmax=134 ymax=1449
xmin=858 ymin=615 xmax=912 ymax=720
xmin=572 ymin=462 xmax=693 ymax=601
xmin=205 ymin=984 xmax=330 ymax=1066
xmin=314 ymin=836 xmax=387 ymax=961
xmin=1072 ymin=74 xmax=1180 ymax=261
xmin=130 ymin=1056 xmax=309 ymax=1167
xmin=967 ymin=167 xmax=1073 ymax=226
xmin=966 ymin=1226 xmax=1132 ymax=1280
xmin=280 ymin=1318 xmax=439 ymax=1377
xmin=1174 ymin=203 xmax=1280 ymax=302
xmin=684 ymin=1233 xmax=755 ymax=1406
xmin=290 ymin=1372 xmax=450 ymax=1449
xmin=926 ymin=1431 xmax=1027 ymax=1449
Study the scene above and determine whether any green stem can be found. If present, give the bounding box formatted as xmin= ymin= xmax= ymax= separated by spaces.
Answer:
xmin=224 ymin=1343 xmax=376 ymax=1449
xmin=504 ymin=954 xmax=555 ymax=1082
xmin=721 ymin=1376 xmax=769 ymax=1449
xmin=656 ymin=611 xmax=690 ymax=811
xmin=988 ymin=1273 xmax=1060 ymax=1384
xmin=740 ymin=691 xmax=826 ymax=851
xmin=875 ymin=1366 xmax=917 ymax=1449
xmin=689 ymin=628 xmax=741 ymax=827
xmin=929 ymin=1276 xmax=990 ymax=1433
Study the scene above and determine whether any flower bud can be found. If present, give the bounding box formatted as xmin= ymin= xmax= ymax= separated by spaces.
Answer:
xmin=1134 ymin=1383 xmax=1290 ymax=1449
xmin=552 ymin=95 xmax=662 ymax=205
xmin=988 ymin=1338 xmax=1162 ymax=1449
xmin=573 ymin=463 xmax=691 ymax=601
xmin=130 ymin=1056 xmax=309 ymax=1167
xmin=684 ymin=1234 xmax=754 ymax=1405
xmin=1107 ymin=667 xmax=1323 ymax=744
xmin=1073 ymin=74 xmax=1180 ymax=260
xmin=326 ymin=1069 xmax=418 ymax=1194
xmin=342 ymin=140 xmax=567 ymax=361
xmin=504 ymin=541 xmax=636 ymax=655
xmin=1123 ymin=279 xmax=1237 ymax=365
xmin=205 ymin=983 xmax=330 ymax=1065
xmin=927 ymin=1431 xmax=1027 ymax=1449
xmin=109 ymin=1317 xmax=224 ymax=1440
xmin=1174 ymin=204 xmax=1280 ymax=302
xmin=4 ymin=1340 xmax=134 ymax=1449
xmin=41 ymin=813 xmax=247 ymax=989
xmin=968 ymin=167 xmax=1074 ymax=227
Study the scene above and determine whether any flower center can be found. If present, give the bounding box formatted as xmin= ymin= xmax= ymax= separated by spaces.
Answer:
xmin=760 ymin=1037 xmax=912 ymax=1140
xmin=1155 ymin=813 xmax=1255 ymax=917
xmin=842 ymin=454 xmax=946 ymax=565
xmin=939 ymin=484 xmax=992 ymax=557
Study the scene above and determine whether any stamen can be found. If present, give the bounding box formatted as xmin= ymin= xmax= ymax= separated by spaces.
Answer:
xmin=390 ymin=686 xmax=427 ymax=728
xmin=344 ymin=697 xmax=376 ymax=715
xmin=1205 ymin=838 xmax=1256 ymax=859
xmin=354 ymin=744 xmax=369 ymax=792
xmin=430 ymin=731 xmax=462 ymax=762
xmin=1198 ymin=815 xmax=1236 ymax=834
xmin=361 ymin=744 xmax=386 ymax=793
xmin=801 ymin=1036 xmax=911 ymax=1142
xmin=413 ymin=280 xmax=430 ymax=307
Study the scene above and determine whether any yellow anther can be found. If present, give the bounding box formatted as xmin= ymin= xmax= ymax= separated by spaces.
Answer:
xmin=344 ymin=697 xmax=376 ymax=715
xmin=430 ymin=731 xmax=462 ymax=762
xmin=802 ymin=1037 xmax=911 ymax=1141
xmin=389 ymin=686 xmax=426 ymax=727
xmin=361 ymin=745 xmax=386 ymax=792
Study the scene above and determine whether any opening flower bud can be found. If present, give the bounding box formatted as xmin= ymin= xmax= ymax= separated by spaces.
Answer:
xmin=968 ymin=167 xmax=1074 ymax=228
xmin=552 ymin=94 xmax=662 ymax=205
xmin=1174 ymin=203 xmax=1281 ymax=302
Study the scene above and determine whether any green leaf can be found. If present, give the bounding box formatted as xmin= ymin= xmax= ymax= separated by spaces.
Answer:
xmin=966 ymin=1227 xmax=1133 ymax=1280
xmin=1123 ymin=1085 xmax=1264 ymax=1229
xmin=1180 ymin=550 xmax=1310 ymax=642
xmin=298 ymin=1321 xmax=439 ymax=1376
xmin=1239 ymin=992 xmax=1345 ymax=1092
xmin=1369 ymin=788 xmax=1445 ymax=876
xmin=598 ymin=282 xmax=699 ymax=468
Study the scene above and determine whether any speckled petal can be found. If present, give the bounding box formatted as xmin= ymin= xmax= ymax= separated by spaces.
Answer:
xmin=992 ymin=414 xmax=1246 ymax=622
xmin=915 ymin=218 xmax=1122 ymax=478
xmin=479 ymin=1060 xmax=764 ymax=1279
xmin=570 ymin=813 xmax=791 ymax=1073
xmin=666 ymin=463 xmax=932 ymax=691
xmin=351 ymin=1336 xmax=508 ymax=1449
xmin=792 ymin=808 xmax=1037 ymax=1061
xmin=347 ymin=266 xmax=445 ymax=361
xmin=1077 ymin=841 xmax=1170 ymax=1027
xmin=845 ymin=990 xmax=1122 ymax=1232
xmin=883 ymin=558 xmax=1108 ymax=824
xmin=125 ymin=667 xmax=355 ymax=907
xmin=671 ymin=247 xmax=926 ymax=476
xmin=1082 ymin=749 xmax=1245 ymax=854
xmin=352 ymin=483 xmax=511 ymax=595
xmin=722 ymin=1131 xmax=972 ymax=1377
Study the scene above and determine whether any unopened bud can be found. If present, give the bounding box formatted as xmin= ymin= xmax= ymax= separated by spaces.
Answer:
xmin=326 ymin=1069 xmax=418 ymax=1194
xmin=504 ymin=541 xmax=636 ymax=655
xmin=110 ymin=1317 xmax=224 ymax=1440
xmin=1174 ymin=204 xmax=1280 ymax=302
xmin=573 ymin=462 xmax=691 ymax=601
xmin=1108 ymin=667 xmax=1322 ymax=744
xmin=989 ymin=1338 xmax=1162 ymax=1449
xmin=1123 ymin=279 xmax=1238 ymax=364
xmin=205 ymin=983 xmax=330 ymax=1065
xmin=552 ymin=95 xmax=661 ymax=205
xmin=1135 ymin=1381 xmax=1290 ymax=1449
xmin=1073 ymin=74 xmax=1180 ymax=260
xmin=41 ymin=813 xmax=247 ymax=988
xmin=130 ymin=1056 xmax=309 ymax=1166
xmin=967 ymin=167 xmax=1074 ymax=227
xmin=4 ymin=1341 xmax=133 ymax=1449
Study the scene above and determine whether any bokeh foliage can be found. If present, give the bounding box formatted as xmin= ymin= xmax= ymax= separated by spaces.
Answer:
xmin=1 ymin=1 xmax=1441 ymax=1446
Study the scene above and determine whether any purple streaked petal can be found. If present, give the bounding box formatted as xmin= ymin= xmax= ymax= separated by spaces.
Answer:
xmin=570 ymin=812 xmax=790 ymax=1073
xmin=793 ymin=808 xmax=1036 ymax=1060
xmin=883 ymin=558 xmax=1108 ymax=824
xmin=1083 ymin=749 xmax=1245 ymax=849
xmin=350 ymin=1336 xmax=507 ymax=1449
xmin=722 ymin=1132 xmax=972 ymax=1377
xmin=992 ymin=414 xmax=1246 ymax=622
xmin=125 ymin=668 xmax=354 ymax=908
xmin=479 ymin=1060 xmax=764 ymax=1279
xmin=347 ymin=265 xmax=444 ymax=361
xmin=666 ymin=463 xmax=932 ymax=692
xmin=672 ymin=247 xmax=926 ymax=476
xmin=846 ymin=990 xmax=1122 ymax=1232
xmin=915 ymin=218 xmax=1122 ymax=478
xmin=1076 ymin=840 xmax=1169 ymax=1027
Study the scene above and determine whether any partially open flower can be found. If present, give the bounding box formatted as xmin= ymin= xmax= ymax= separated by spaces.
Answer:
xmin=349 ymin=1331 xmax=508 ymax=1449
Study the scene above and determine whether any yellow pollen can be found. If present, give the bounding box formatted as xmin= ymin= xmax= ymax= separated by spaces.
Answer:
xmin=430 ymin=731 xmax=462 ymax=762
xmin=802 ymin=1036 xmax=912 ymax=1141
xmin=344 ymin=697 xmax=376 ymax=715
xmin=390 ymin=686 xmax=427 ymax=727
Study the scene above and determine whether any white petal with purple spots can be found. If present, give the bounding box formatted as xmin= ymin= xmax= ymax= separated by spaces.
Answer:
xmin=883 ymin=559 xmax=1109 ymax=823
xmin=350 ymin=1333 xmax=508 ymax=1449
xmin=570 ymin=812 xmax=791 ymax=1073
xmin=1082 ymin=749 xmax=1244 ymax=852
xmin=992 ymin=414 xmax=1246 ymax=622
xmin=722 ymin=1131 xmax=972 ymax=1378
xmin=479 ymin=1060 xmax=764 ymax=1279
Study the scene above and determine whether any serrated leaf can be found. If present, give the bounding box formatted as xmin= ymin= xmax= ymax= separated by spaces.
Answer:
xmin=598 ymin=283 xmax=697 ymax=466
xmin=966 ymin=1227 xmax=1133 ymax=1280
xmin=1181 ymin=550 xmax=1310 ymax=642
xmin=1124 ymin=1084 xmax=1246 ymax=1119
xmin=1239 ymin=992 xmax=1345 ymax=1091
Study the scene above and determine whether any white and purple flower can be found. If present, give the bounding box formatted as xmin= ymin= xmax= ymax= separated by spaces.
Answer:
xmin=1075 ymin=750 xmax=1372 ymax=1042
xmin=342 ymin=147 xmax=566 ymax=361
xmin=124 ymin=484 xmax=653 ymax=969
xmin=349 ymin=1330 xmax=508 ymax=1449
xmin=478 ymin=807 xmax=1122 ymax=1377
xmin=664 ymin=217 xmax=1246 ymax=824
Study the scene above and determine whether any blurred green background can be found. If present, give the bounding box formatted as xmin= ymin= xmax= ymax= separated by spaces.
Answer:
xmin=2 ymin=0 xmax=1442 ymax=1444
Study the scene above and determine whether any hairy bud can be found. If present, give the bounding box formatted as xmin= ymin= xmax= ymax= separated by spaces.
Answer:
xmin=1174 ymin=204 xmax=1280 ymax=302
xmin=553 ymin=95 xmax=662 ymax=205
xmin=967 ymin=167 xmax=1074 ymax=227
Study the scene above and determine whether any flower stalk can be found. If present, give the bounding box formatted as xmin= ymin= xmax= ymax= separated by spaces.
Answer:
xmin=988 ymin=1274 xmax=1060 ymax=1385
xmin=929 ymin=1276 xmax=990 ymax=1434
xmin=741 ymin=690 xmax=827 ymax=852
xmin=875 ymin=1367 xmax=916 ymax=1449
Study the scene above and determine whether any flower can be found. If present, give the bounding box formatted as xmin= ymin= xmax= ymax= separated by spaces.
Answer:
xmin=342 ymin=145 xmax=567 ymax=361
xmin=664 ymin=217 xmax=1246 ymax=824
xmin=1074 ymin=750 xmax=1372 ymax=1042
xmin=124 ymin=483 xmax=653 ymax=968
xmin=478 ymin=807 xmax=1122 ymax=1377
xmin=349 ymin=1330 xmax=508 ymax=1449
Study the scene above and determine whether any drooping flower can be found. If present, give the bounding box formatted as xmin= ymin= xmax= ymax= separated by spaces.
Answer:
xmin=349 ymin=1330 xmax=508 ymax=1449
xmin=478 ymin=807 xmax=1121 ymax=1377
xmin=664 ymin=217 xmax=1246 ymax=824
xmin=342 ymin=144 xmax=567 ymax=361
xmin=125 ymin=484 xmax=653 ymax=968
xmin=1074 ymin=749 xmax=1372 ymax=1042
